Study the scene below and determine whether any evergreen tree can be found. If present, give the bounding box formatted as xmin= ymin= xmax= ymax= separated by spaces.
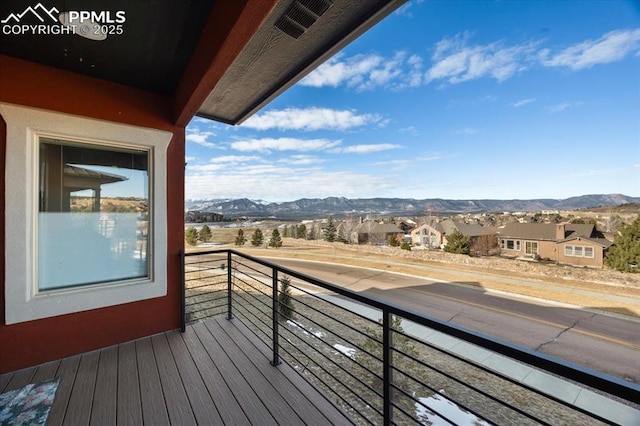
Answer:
xmin=199 ymin=224 xmax=212 ymax=242
xmin=297 ymin=224 xmax=307 ymax=239
xmin=605 ymin=216 xmax=640 ymax=272
xmin=401 ymin=241 xmax=411 ymax=251
xmin=323 ymin=216 xmax=337 ymax=242
xmin=234 ymin=229 xmax=247 ymax=246
xmin=185 ymin=226 xmax=198 ymax=246
xmin=269 ymin=229 xmax=283 ymax=248
xmin=444 ymin=230 xmax=471 ymax=254
xmin=278 ymin=275 xmax=295 ymax=322
xmin=356 ymin=316 xmax=425 ymax=415
xmin=282 ymin=225 xmax=289 ymax=238
xmin=251 ymin=228 xmax=264 ymax=247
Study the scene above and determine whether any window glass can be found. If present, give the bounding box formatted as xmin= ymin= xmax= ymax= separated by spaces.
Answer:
xmin=574 ymin=246 xmax=583 ymax=257
xmin=38 ymin=138 xmax=150 ymax=290
xmin=565 ymin=246 xmax=572 ymax=256
xmin=584 ymin=247 xmax=594 ymax=258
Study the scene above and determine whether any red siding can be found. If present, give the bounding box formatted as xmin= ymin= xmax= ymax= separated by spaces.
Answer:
xmin=0 ymin=56 xmax=184 ymax=373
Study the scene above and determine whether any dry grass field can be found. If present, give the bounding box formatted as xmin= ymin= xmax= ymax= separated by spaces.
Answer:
xmin=186 ymin=226 xmax=640 ymax=318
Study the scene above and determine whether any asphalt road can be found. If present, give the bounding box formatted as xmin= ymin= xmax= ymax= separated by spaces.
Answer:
xmin=265 ymin=257 xmax=640 ymax=384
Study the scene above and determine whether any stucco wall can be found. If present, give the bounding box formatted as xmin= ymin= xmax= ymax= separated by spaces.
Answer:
xmin=556 ymin=240 xmax=604 ymax=268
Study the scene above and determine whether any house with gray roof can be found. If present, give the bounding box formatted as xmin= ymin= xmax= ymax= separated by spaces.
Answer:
xmin=411 ymin=218 xmax=497 ymax=250
xmin=498 ymin=222 xmax=612 ymax=267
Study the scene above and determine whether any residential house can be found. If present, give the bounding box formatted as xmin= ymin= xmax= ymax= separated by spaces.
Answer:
xmin=0 ymin=0 xmax=405 ymax=374
xmin=353 ymin=221 xmax=404 ymax=245
xmin=411 ymin=218 xmax=497 ymax=250
xmin=498 ymin=222 xmax=612 ymax=267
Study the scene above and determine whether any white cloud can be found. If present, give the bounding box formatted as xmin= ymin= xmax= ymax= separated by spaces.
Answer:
xmin=242 ymin=107 xmax=382 ymax=131
xmin=539 ymin=29 xmax=640 ymax=70
xmin=299 ymin=51 xmax=424 ymax=91
xmin=298 ymin=29 xmax=640 ymax=92
xmin=185 ymin=167 xmax=396 ymax=202
xmin=426 ymin=32 xmax=537 ymax=85
xmin=334 ymin=144 xmax=401 ymax=154
xmin=186 ymin=130 xmax=216 ymax=148
xmin=206 ymin=155 xmax=262 ymax=164
xmin=230 ymin=137 xmax=341 ymax=153
xmin=512 ymin=98 xmax=536 ymax=107
xmin=299 ymin=53 xmax=384 ymax=88
xmin=545 ymin=101 xmax=583 ymax=113
xmin=453 ymin=128 xmax=478 ymax=135
xmin=279 ymin=155 xmax=325 ymax=165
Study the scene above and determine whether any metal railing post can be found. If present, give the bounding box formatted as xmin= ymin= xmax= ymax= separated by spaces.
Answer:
xmin=271 ymin=267 xmax=281 ymax=366
xmin=179 ymin=250 xmax=186 ymax=332
xmin=227 ymin=251 xmax=233 ymax=320
xmin=382 ymin=309 xmax=392 ymax=426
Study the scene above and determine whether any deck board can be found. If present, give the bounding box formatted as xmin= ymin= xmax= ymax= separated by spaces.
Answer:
xmin=136 ymin=337 xmax=170 ymax=426
xmin=90 ymin=346 xmax=118 ymax=426
xmin=47 ymin=355 xmax=81 ymax=426
xmin=165 ymin=330 xmax=224 ymax=425
xmin=2 ymin=366 xmax=36 ymax=393
xmin=217 ymin=317 xmax=352 ymax=425
xmin=206 ymin=319 xmax=309 ymax=426
xmin=151 ymin=333 xmax=197 ymax=426
xmin=192 ymin=320 xmax=279 ymax=426
xmin=0 ymin=372 xmax=12 ymax=393
xmin=116 ymin=341 xmax=143 ymax=426
xmin=180 ymin=323 xmax=252 ymax=425
xmin=31 ymin=360 xmax=60 ymax=384
xmin=2 ymin=316 xmax=349 ymax=425
xmin=65 ymin=351 xmax=99 ymax=425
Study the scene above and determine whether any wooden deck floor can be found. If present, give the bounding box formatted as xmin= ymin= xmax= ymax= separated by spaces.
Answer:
xmin=0 ymin=317 xmax=351 ymax=425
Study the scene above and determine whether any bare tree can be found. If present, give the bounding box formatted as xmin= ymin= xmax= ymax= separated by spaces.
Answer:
xmin=339 ymin=215 xmax=358 ymax=244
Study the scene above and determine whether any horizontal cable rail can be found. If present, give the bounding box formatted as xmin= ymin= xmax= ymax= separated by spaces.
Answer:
xmin=182 ymin=249 xmax=640 ymax=425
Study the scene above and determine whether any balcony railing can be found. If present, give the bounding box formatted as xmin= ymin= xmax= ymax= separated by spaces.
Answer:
xmin=181 ymin=249 xmax=640 ymax=425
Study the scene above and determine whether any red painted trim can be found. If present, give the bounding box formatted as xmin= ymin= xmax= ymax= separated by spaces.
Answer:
xmin=0 ymin=55 xmax=174 ymax=129
xmin=0 ymin=57 xmax=185 ymax=373
xmin=172 ymin=0 xmax=278 ymax=126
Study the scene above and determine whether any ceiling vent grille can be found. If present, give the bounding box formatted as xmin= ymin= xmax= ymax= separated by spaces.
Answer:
xmin=275 ymin=0 xmax=333 ymax=39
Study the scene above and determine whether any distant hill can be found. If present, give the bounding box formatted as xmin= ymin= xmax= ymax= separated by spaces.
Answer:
xmin=185 ymin=194 xmax=640 ymax=220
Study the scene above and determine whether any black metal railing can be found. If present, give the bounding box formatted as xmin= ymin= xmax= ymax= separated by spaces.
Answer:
xmin=181 ymin=249 xmax=640 ymax=425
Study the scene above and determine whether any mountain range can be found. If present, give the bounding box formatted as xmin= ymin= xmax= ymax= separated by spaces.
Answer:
xmin=185 ymin=194 xmax=638 ymax=220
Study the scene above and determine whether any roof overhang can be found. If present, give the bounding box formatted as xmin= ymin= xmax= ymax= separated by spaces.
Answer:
xmin=0 ymin=0 xmax=406 ymax=127
xmin=195 ymin=0 xmax=407 ymax=125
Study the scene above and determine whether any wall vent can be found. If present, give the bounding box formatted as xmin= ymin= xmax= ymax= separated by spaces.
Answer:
xmin=275 ymin=0 xmax=333 ymax=39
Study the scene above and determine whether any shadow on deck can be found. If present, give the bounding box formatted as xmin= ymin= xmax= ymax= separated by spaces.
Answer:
xmin=0 ymin=317 xmax=348 ymax=425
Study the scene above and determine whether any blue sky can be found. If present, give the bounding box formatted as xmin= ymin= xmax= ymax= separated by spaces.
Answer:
xmin=185 ymin=0 xmax=640 ymax=203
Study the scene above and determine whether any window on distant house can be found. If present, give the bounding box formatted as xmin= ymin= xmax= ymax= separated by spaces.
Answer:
xmin=38 ymin=138 xmax=150 ymax=290
xmin=525 ymin=241 xmax=538 ymax=256
xmin=501 ymin=239 xmax=521 ymax=250
xmin=564 ymin=245 xmax=595 ymax=258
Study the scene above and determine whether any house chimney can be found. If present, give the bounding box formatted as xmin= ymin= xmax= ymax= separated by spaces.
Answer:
xmin=556 ymin=224 xmax=565 ymax=240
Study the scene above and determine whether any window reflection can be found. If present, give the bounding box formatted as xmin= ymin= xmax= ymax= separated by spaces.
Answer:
xmin=38 ymin=138 xmax=150 ymax=290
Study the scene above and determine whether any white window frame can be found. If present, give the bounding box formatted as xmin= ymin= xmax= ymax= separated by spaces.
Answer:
xmin=564 ymin=244 xmax=595 ymax=258
xmin=502 ymin=239 xmax=520 ymax=250
xmin=2 ymin=103 xmax=172 ymax=324
xmin=525 ymin=241 xmax=539 ymax=256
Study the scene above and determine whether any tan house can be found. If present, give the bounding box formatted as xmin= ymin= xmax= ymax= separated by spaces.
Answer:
xmin=498 ymin=223 xmax=612 ymax=267
xmin=353 ymin=221 xmax=403 ymax=245
xmin=411 ymin=218 xmax=496 ymax=249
